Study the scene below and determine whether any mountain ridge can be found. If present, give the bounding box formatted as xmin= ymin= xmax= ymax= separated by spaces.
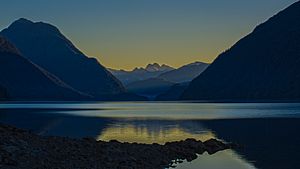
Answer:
xmin=109 ymin=63 xmax=174 ymax=85
xmin=0 ymin=36 xmax=88 ymax=100
xmin=1 ymin=18 xmax=128 ymax=100
xmin=109 ymin=61 xmax=209 ymax=85
xmin=158 ymin=61 xmax=209 ymax=83
xmin=181 ymin=1 xmax=300 ymax=101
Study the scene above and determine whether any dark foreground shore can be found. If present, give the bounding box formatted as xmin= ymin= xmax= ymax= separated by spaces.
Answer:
xmin=0 ymin=124 xmax=238 ymax=169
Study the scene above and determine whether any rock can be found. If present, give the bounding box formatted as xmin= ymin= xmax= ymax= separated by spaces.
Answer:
xmin=0 ymin=124 xmax=238 ymax=169
xmin=204 ymin=139 xmax=226 ymax=154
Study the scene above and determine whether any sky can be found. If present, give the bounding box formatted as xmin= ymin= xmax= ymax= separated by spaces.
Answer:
xmin=0 ymin=0 xmax=297 ymax=70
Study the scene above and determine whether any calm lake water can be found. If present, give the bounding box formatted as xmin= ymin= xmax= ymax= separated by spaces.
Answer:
xmin=0 ymin=102 xmax=300 ymax=169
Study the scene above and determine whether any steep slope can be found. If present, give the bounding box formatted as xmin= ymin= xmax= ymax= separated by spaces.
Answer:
xmin=159 ymin=62 xmax=209 ymax=83
xmin=0 ymin=86 xmax=8 ymax=100
xmin=1 ymin=18 xmax=125 ymax=99
xmin=109 ymin=63 xmax=174 ymax=85
xmin=182 ymin=1 xmax=300 ymax=101
xmin=126 ymin=78 xmax=175 ymax=99
xmin=155 ymin=82 xmax=189 ymax=101
xmin=0 ymin=36 xmax=87 ymax=101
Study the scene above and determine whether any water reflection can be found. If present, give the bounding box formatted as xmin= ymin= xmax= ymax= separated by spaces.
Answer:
xmin=2 ymin=102 xmax=300 ymax=119
xmin=175 ymin=150 xmax=256 ymax=169
xmin=98 ymin=120 xmax=216 ymax=144
xmin=0 ymin=102 xmax=300 ymax=169
xmin=96 ymin=120 xmax=256 ymax=169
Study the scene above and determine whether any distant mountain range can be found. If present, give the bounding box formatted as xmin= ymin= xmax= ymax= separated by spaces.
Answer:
xmin=1 ymin=0 xmax=298 ymax=102
xmin=182 ymin=1 xmax=300 ymax=101
xmin=0 ymin=18 xmax=144 ymax=101
xmin=144 ymin=63 xmax=174 ymax=72
xmin=110 ymin=62 xmax=209 ymax=100
xmin=110 ymin=62 xmax=209 ymax=85
xmin=109 ymin=63 xmax=175 ymax=85
xmin=158 ymin=62 xmax=209 ymax=83
xmin=0 ymin=36 xmax=87 ymax=100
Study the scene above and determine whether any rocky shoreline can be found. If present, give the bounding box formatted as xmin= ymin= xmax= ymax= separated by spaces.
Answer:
xmin=0 ymin=124 xmax=238 ymax=169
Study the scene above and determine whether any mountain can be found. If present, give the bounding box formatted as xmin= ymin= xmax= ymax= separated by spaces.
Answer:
xmin=126 ymin=78 xmax=175 ymax=100
xmin=145 ymin=63 xmax=174 ymax=72
xmin=158 ymin=62 xmax=209 ymax=83
xmin=111 ymin=61 xmax=208 ymax=100
xmin=0 ymin=18 xmax=127 ymax=100
xmin=0 ymin=36 xmax=87 ymax=101
xmin=0 ymin=86 xmax=8 ymax=100
xmin=155 ymin=82 xmax=189 ymax=101
xmin=181 ymin=1 xmax=300 ymax=101
xmin=109 ymin=63 xmax=174 ymax=85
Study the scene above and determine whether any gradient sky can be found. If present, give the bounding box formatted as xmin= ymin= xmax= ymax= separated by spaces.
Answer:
xmin=0 ymin=0 xmax=297 ymax=70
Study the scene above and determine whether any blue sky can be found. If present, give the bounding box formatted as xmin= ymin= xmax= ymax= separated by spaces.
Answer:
xmin=0 ymin=0 xmax=297 ymax=70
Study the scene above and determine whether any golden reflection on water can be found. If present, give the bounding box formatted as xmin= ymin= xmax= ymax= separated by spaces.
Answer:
xmin=97 ymin=121 xmax=257 ymax=169
xmin=175 ymin=150 xmax=257 ymax=169
xmin=97 ymin=124 xmax=216 ymax=144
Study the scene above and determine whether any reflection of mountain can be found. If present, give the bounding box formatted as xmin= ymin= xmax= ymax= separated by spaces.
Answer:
xmin=1 ymin=105 xmax=299 ymax=169
xmin=175 ymin=150 xmax=256 ymax=169
xmin=98 ymin=119 xmax=215 ymax=144
xmin=182 ymin=1 xmax=300 ymax=101
xmin=201 ymin=119 xmax=300 ymax=169
xmin=99 ymin=118 xmax=300 ymax=169
xmin=0 ymin=109 xmax=112 ymax=138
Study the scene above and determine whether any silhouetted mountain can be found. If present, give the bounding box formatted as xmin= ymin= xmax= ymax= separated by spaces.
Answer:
xmin=126 ymin=78 xmax=175 ymax=100
xmin=0 ymin=18 xmax=127 ymax=100
xmin=111 ymin=62 xmax=208 ymax=100
xmin=155 ymin=82 xmax=189 ymax=101
xmin=109 ymin=63 xmax=174 ymax=85
xmin=182 ymin=1 xmax=300 ymax=101
xmin=0 ymin=36 xmax=87 ymax=101
xmin=159 ymin=62 xmax=209 ymax=83
xmin=0 ymin=85 xmax=8 ymax=100
xmin=145 ymin=63 xmax=174 ymax=72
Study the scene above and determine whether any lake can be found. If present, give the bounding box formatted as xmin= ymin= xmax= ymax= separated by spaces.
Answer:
xmin=0 ymin=102 xmax=300 ymax=169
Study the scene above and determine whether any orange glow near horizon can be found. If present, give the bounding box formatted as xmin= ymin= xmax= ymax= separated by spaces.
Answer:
xmin=0 ymin=0 xmax=297 ymax=70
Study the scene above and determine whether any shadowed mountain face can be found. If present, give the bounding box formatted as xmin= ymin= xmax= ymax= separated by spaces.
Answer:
xmin=155 ymin=82 xmax=189 ymax=101
xmin=111 ymin=62 xmax=208 ymax=100
xmin=0 ymin=86 xmax=8 ymax=100
xmin=0 ymin=36 xmax=87 ymax=101
xmin=126 ymin=78 xmax=175 ymax=99
xmin=158 ymin=62 xmax=209 ymax=83
xmin=109 ymin=63 xmax=174 ymax=85
xmin=110 ymin=62 xmax=208 ymax=85
xmin=182 ymin=1 xmax=300 ymax=101
xmin=0 ymin=18 xmax=125 ymax=99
